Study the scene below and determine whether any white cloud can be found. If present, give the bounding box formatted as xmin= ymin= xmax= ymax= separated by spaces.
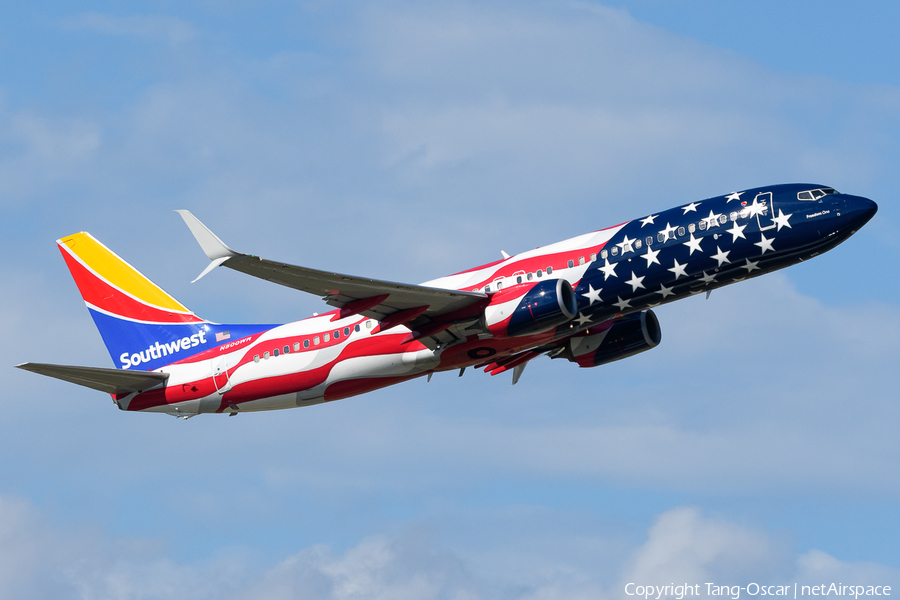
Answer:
xmin=0 ymin=496 xmax=894 ymax=600
xmin=620 ymin=507 xmax=784 ymax=586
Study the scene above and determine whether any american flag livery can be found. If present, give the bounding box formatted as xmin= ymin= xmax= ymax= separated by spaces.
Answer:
xmin=18 ymin=184 xmax=877 ymax=418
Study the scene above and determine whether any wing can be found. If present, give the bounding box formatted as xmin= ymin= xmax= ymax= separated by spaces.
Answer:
xmin=176 ymin=211 xmax=489 ymax=339
xmin=16 ymin=363 xmax=169 ymax=395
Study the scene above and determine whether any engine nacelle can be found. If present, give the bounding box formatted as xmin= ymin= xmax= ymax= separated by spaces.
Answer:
xmin=562 ymin=310 xmax=661 ymax=368
xmin=484 ymin=278 xmax=577 ymax=338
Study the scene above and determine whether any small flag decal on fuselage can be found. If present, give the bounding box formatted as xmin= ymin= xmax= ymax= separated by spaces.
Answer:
xmin=216 ymin=331 xmax=231 ymax=342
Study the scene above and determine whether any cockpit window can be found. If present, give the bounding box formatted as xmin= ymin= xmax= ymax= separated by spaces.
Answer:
xmin=798 ymin=188 xmax=838 ymax=201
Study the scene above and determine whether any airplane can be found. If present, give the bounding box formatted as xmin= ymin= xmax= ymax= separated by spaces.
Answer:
xmin=17 ymin=183 xmax=877 ymax=418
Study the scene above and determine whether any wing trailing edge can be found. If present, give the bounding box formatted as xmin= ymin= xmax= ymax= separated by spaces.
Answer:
xmin=175 ymin=210 xmax=488 ymax=329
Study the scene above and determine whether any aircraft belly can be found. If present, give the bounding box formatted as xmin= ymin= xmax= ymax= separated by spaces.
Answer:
xmin=291 ymin=349 xmax=437 ymax=401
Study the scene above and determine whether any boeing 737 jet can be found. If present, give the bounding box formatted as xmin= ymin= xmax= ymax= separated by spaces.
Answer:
xmin=18 ymin=184 xmax=877 ymax=417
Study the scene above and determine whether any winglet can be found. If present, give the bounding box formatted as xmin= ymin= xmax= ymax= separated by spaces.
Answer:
xmin=175 ymin=210 xmax=239 ymax=282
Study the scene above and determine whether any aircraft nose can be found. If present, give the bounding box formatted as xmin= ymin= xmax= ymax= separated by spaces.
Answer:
xmin=840 ymin=194 xmax=878 ymax=231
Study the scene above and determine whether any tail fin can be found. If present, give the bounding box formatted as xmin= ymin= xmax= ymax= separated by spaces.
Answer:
xmin=58 ymin=232 xmax=212 ymax=371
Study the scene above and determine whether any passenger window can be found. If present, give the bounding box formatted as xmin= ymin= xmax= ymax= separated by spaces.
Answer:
xmin=634 ymin=240 xmax=642 ymax=250
xmin=719 ymin=215 xmax=728 ymax=224
xmin=677 ymin=226 xmax=685 ymax=236
xmin=273 ymin=348 xmax=279 ymax=357
xmin=293 ymin=342 xmax=300 ymax=351
xmin=547 ymin=266 xmax=553 ymax=274
xmin=601 ymin=249 xmax=608 ymax=259
xmin=536 ymin=269 xmax=543 ymax=278
xmin=354 ymin=324 xmax=360 ymax=332
xmin=344 ymin=327 xmax=350 ymax=336
xmin=264 ymin=351 xmax=270 ymax=359
xmin=699 ymin=220 xmax=707 ymax=230
xmin=567 ymin=259 xmax=574 ymax=268
xmin=334 ymin=330 xmax=340 ymax=339
xmin=485 ymin=285 xmax=492 ymax=292
xmin=527 ymin=272 xmax=533 ymax=280
xmin=253 ymin=354 xmax=260 ymax=363
xmin=740 ymin=208 xmax=750 ymax=218
xmin=688 ymin=223 xmax=695 ymax=233
xmin=611 ymin=247 xmax=619 ymax=256
xmin=324 ymin=333 xmax=330 ymax=342
xmin=578 ymin=256 xmax=585 ymax=266
xmin=304 ymin=339 xmax=310 ymax=348
xmin=313 ymin=336 xmax=320 ymax=345
xmin=516 ymin=276 xmax=522 ymax=283
xmin=730 ymin=212 xmax=737 ymax=221
xmin=668 ymin=230 xmax=676 ymax=240
xmin=283 ymin=345 xmax=290 ymax=354
xmin=657 ymin=233 xmax=665 ymax=243
xmin=645 ymin=237 xmax=653 ymax=246
xmin=590 ymin=253 xmax=596 ymax=261
xmin=497 ymin=281 xmax=503 ymax=289
xmin=366 ymin=321 xmax=372 ymax=329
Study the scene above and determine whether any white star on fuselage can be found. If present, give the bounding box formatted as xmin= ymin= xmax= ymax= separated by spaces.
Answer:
xmin=613 ymin=296 xmax=631 ymax=311
xmin=617 ymin=235 xmax=635 ymax=254
xmin=598 ymin=258 xmax=618 ymax=280
xmin=574 ymin=312 xmax=592 ymax=326
xmin=668 ymin=259 xmax=688 ymax=280
xmin=772 ymin=209 xmax=793 ymax=231
xmin=755 ymin=232 xmax=775 ymax=254
xmin=747 ymin=198 xmax=766 ymax=217
xmin=700 ymin=271 xmax=716 ymax=284
xmin=642 ymin=246 xmax=661 ymax=267
xmin=640 ymin=214 xmax=658 ymax=227
xmin=659 ymin=222 xmax=677 ymax=241
xmin=625 ymin=271 xmax=646 ymax=292
xmin=682 ymin=202 xmax=700 ymax=214
xmin=702 ymin=210 xmax=722 ymax=229
xmin=726 ymin=220 xmax=747 ymax=242
xmin=710 ymin=245 xmax=731 ymax=267
xmin=683 ymin=233 xmax=703 ymax=255
xmin=742 ymin=258 xmax=760 ymax=273
xmin=656 ymin=284 xmax=674 ymax=298
xmin=726 ymin=191 xmax=744 ymax=203
xmin=582 ymin=284 xmax=603 ymax=305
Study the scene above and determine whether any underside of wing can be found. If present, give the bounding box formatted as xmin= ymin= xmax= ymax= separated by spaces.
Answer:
xmin=177 ymin=211 xmax=489 ymax=339
xmin=17 ymin=363 xmax=169 ymax=395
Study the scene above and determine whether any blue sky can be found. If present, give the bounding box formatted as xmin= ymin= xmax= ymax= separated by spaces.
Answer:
xmin=3 ymin=1 xmax=899 ymax=598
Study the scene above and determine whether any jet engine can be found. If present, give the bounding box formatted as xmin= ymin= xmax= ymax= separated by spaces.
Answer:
xmin=562 ymin=310 xmax=661 ymax=368
xmin=484 ymin=278 xmax=577 ymax=338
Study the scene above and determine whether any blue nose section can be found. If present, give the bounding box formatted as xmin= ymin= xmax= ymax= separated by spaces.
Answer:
xmin=841 ymin=195 xmax=878 ymax=231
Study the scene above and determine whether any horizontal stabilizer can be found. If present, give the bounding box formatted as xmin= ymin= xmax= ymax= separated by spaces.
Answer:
xmin=16 ymin=363 xmax=169 ymax=395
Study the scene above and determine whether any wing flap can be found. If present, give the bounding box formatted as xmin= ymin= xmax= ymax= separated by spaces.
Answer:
xmin=16 ymin=363 xmax=169 ymax=395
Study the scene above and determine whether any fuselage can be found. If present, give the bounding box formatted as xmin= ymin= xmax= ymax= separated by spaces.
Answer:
xmin=117 ymin=183 xmax=877 ymax=416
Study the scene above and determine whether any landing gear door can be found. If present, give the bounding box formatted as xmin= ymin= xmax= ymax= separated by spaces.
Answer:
xmin=755 ymin=191 xmax=776 ymax=231
xmin=213 ymin=355 xmax=232 ymax=395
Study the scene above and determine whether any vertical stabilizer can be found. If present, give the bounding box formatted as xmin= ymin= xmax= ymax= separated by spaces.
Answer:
xmin=58 ymin=232 xmax=211 ymax=371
